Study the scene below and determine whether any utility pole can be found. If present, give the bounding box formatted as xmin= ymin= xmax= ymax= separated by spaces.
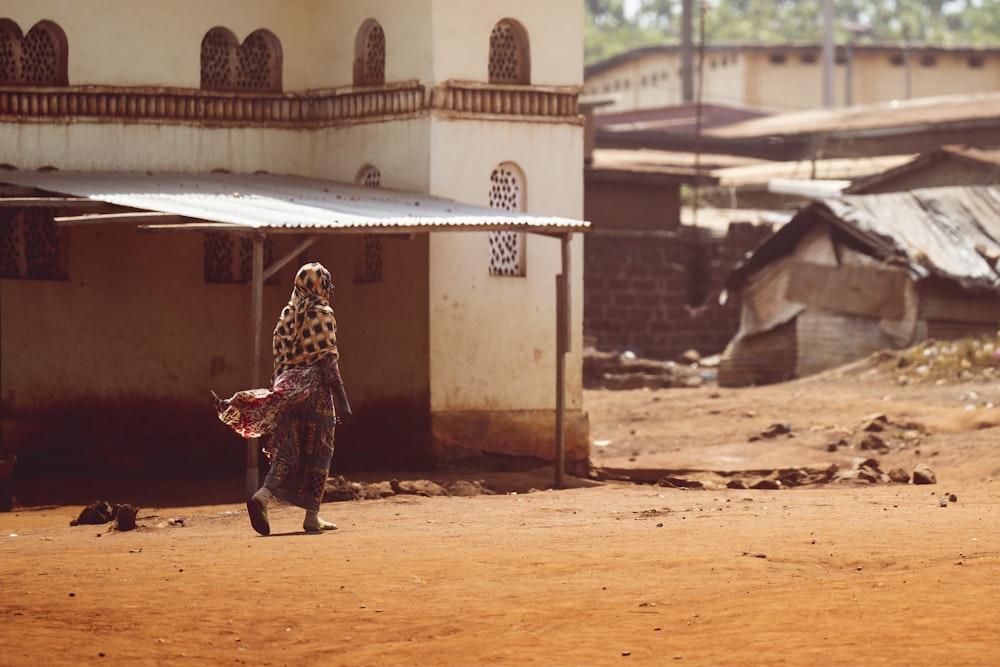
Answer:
xmin=903 ymin=23 xmax=912 ymax=100
xmin=681 ymin=0 xmax=694 ymax=104
xmin=821 ymin=0 xmax=835 ymax=107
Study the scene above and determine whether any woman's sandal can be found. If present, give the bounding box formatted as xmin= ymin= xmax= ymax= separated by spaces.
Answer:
xmin=304 ymin=518 xmax=337 ymax=533
xmin=246 ymin=497 xmax=270 ymax=536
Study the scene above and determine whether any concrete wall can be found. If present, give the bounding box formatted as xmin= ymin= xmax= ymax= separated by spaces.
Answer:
xmin=588 ymin=46 xmax=1000 ymax=114
xmin=420 ymin=0 xmax=588 ymax=466
xmin=0 ymin=123 xmax=312 ymax=173
xmin=0 ymin=221 xmax=294 ymax=473
xmin=426 ymin=118 xmax=584 ymax=409
xmin=429 ymin=0 xmax=583 ymax=85
xmin=297 ymin=233 xmax=433 ymax=469
xmin=10 ymin=0 xmax=586 ymax=90
xmin=425 ymin=116 xmax=587 ymax=468
xmin=310 ymin=0 xmax=432 ymax=87
xmin=741 ymin=51 xmax=833 ymax=111
xmin=1 ymin=116 xmax=437 ymax=471
xmin=7 ymin=0 xmax=308 ymax=88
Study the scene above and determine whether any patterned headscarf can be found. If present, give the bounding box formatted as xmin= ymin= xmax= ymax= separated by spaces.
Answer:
xmin=272 ymin=262 xmax=339 ymax=381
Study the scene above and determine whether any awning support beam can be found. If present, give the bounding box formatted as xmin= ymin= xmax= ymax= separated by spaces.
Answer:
xmin=0 ymin=197 xmax=112 ymax=208
xmin=262 ymin=234 xmax=320 ymax=283
xmin=55 ymin=211 xmax=185 ymax=226
xmin=247 ymin=233 xmax=266 ymax=498
xmin=554 ymin=233 xmax=572 ymax=490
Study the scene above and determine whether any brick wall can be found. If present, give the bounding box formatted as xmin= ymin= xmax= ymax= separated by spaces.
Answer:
xmin=583 ymin=222 xmax=773 ymax=360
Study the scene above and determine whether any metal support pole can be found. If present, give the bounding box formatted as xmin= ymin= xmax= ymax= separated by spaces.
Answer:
xmin=554 ymin=234 xmax=571 ymax=489
xmin=246 ymin=233 xmax=265 ymax=498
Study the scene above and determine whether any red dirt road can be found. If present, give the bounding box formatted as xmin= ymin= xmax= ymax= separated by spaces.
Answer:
xmin=2 ymin=365 xmax=999 ymax=666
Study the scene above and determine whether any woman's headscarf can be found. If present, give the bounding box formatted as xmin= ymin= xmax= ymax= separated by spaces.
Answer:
xmin=271 ymin=262 xmax=339 ymax=381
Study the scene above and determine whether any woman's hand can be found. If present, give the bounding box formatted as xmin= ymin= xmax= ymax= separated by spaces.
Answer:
xmin=334 ymin=383 xmax=352 ymax=425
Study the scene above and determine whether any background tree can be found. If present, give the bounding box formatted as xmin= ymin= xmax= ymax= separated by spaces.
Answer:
xmin=585 ymin=0 xmax=1000 ymax=65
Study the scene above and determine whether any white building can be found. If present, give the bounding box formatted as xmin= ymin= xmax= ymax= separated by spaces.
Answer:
xmin=585 ymin=43 xmax=1000 ymax=116
xmin=0 ymin=1 xmax=589 ymax=482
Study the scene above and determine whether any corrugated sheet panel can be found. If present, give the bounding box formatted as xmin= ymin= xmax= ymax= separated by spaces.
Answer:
xmin=0 ymin=171 xmax=589 ymax=233
xmin=718 ymin=318 xmax=797 ymax=387
xmin=794 ymin=309 xmax=898 ymax=377
xmin=729 ymin=185 xmax=1000 ymax=293
xmin=711 ymin=91 xmax=1000 ymax=138
xmin=739 ymin=255 xmax=806 ymax=337
xmin=826 ymin=185 xmax=1000 ymax=290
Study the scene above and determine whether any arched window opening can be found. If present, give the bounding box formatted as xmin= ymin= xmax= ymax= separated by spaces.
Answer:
xmin=357 ymin=164 xmax=382 ymax=188
xmin=0 ymin=206 xmax=68 ymax=280
xmin=354 ymin=165 xmax=384 ymax=283
xmin=488 ymin=162 xmax=526 ymax=277
xmin=203 ymin=233 xmax=275 ymax=284
xmin=488 ymin=18 xmax=530 ymax=85
xmin=200 ymin=27 xmax=282 ymax=92
xmin=353 ymin=19 xmax=385 ymax=86
xmin=0 ymin=18 xmax=68 ymax=86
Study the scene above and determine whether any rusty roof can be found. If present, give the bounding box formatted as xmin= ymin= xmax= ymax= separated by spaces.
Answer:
xmin=844 ymin=145 xmax=1000 ymax=193
xmin=727 ymin=185 xmax=1000 ymax=292
xmin=709 ymin=92 xmax=1000 ymax=139
xmin=0 ymin=170 xmax=589 ymax=233
xmin=593 ymin=148 xmax=760 ymax=172
xmin=713 ymin=154 xmax=915 ymax=186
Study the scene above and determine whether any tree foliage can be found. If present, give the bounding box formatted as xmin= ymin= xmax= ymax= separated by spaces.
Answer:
xmin=585 ymin=0 xmax=1000 ymax=65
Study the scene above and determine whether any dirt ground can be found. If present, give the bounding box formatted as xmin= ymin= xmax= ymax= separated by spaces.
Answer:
xmin=2 ymin=352 xmax=999 ymax=666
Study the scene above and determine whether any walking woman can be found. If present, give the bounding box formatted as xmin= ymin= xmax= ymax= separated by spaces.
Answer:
xmin=213 ymin=262 xmax=352 ymax=535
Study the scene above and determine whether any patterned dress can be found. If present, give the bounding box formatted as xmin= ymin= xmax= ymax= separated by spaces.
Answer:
xmin=216 ymin=357 xmax=342 ymax=510
xmin=215 ymin=262 xmax=347 ymax=511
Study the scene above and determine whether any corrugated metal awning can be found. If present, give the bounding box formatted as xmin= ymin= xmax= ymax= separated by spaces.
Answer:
xmin=0 ymin=170 xmax=590 ymax=234
xmin=0 ymin=168 xmax=584 ymax=491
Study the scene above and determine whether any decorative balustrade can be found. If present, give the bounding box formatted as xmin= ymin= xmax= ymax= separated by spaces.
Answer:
xmin=0 ymin=79 xmax=581 ymax=127
xmin=433 ymin=80 xmax=581 ymax=121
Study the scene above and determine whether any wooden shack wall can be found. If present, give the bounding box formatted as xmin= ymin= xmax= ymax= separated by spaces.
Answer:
xmin=794 ymin=309 xmax=901 ymax=377
xmin=717 ymin=318 xmax=797 ymax=386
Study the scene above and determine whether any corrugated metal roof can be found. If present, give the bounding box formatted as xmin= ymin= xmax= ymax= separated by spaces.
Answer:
xmin=0 ymin=170 xmax=589 ymax=233
xmin=592 ymin=148 xmax=760 ymax=172
xmin=844 ymin=145 xmax=1000 ymax=194
xmin=709 ymin=92 xmax=1000 ymax=139
xmin=714 ymin=154 xmax=915 ymax=186
xmin=728 ymin=185 xmax=1000 ymax=292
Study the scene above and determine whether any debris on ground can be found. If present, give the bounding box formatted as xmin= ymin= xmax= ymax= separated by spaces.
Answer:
xmin=912 ymin=463 xmax=938 ymax=485
xmin=324 ymin=476 xmax=497 ymax=503
xmin=876 ymin=335 xmax=1000 ymax=386
xmin=583 ymin=348 xmax=717 ymax=390
xmin=749 ymin=423 xmax=793 ymax=440
xmin=69 ymin=501 xmax=141 ymax=531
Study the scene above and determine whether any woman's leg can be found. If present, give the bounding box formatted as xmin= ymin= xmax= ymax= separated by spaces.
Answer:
xmin=245 ymin=440 xmax=280 ymax=536
xmin=247 ymin=485 xmax=272 ymax=536
xmin=303 ymin=508 xmax=337 ymax=532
